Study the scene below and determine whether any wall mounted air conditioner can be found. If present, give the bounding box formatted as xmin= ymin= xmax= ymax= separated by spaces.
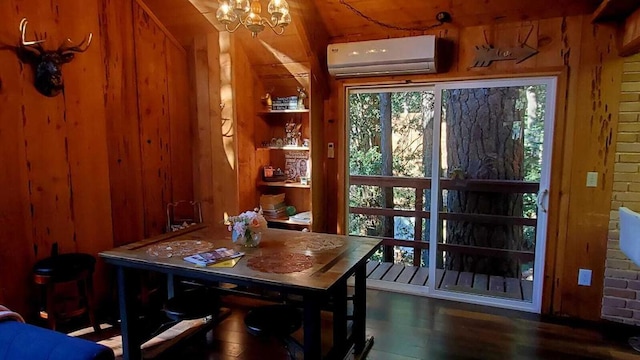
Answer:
xmin=327 ymin=35 xmax=439 ymax=78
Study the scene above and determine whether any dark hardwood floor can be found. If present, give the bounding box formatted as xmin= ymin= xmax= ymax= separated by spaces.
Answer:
xmin=131 ymin=289 xmax=640 ymax=360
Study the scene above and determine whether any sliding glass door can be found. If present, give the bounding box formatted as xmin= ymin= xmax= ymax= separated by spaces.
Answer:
xmin=346 ymin=77 xmax=556 ymax=313
xmin=430 ymin=78 xmax=556 ymax=312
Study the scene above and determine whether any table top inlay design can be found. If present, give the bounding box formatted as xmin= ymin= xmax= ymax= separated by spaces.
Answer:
xmin=247 ymin=252 xmax=314 ymax=273
xmin=285 ymin=237 xmax=345 ymax=252
xmin=145 ymin=240 xmax=216 ymax=258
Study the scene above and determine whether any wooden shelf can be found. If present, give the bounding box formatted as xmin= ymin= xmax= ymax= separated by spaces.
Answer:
xmin=267 ymin=218 xmax=311 ymax=227
xmin=258 ymin=109 xmax=310 ymax=114
xmin=257 ymin=181 xmax=310 ymax=188
xmin=258 ymin=146 xmax=310 ymax=151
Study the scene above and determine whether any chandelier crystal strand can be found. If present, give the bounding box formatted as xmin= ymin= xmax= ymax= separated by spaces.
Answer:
xmin=216 ymin=0 xmax=291 ymax=37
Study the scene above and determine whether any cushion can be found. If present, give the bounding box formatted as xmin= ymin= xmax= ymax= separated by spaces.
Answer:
xmin=0 ymin=321 xmax=114 ymax=360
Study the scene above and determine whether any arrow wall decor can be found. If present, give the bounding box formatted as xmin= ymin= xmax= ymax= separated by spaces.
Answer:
xmin=471 ymin=44 xmax=539 ymax=67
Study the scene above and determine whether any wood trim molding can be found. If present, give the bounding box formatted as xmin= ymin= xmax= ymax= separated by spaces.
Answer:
xmin=544 ymin=68 xmax=570 ymax=315
xmin=336 ymin=67 xmax=566 ymax=87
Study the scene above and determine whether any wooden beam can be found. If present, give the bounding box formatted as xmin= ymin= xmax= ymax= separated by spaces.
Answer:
xmin=620 ymin=7 xmax=640 ymax=56
xmin=190 ymin=33 xmax=240 ymax=223
xmin=592 ymin=0 xmax=639 ymax=23
xmin=291 ymin=0 xmax=331 ymax=97
xmin=190 ymin=35 xmax=216 ymax=224
xmin=187 ymin=0 xmax=221 ymax=30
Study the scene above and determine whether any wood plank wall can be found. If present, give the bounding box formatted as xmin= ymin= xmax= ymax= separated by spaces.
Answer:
xmin=105 ymin=0 xmax=194 ymax=240
xmin=134 ymin=4 xmax=173 ymax=236
xmin=0 ymin=0 xmax=193 ymax=317
xmin=233 ymin=41 xmax=259 ymax=213
xmin=190 ymin=32 xmax=240 ymax=225
xmin=102 ymin=0 xmax=145 ymax=248
xmin=324 ymin=16 xmax=623 ymax=320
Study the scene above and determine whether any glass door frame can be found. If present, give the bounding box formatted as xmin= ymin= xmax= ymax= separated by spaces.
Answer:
xmin=429 ymin=76 xmax=557 ymax=313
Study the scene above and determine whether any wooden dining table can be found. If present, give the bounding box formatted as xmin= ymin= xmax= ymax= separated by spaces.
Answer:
xmin=99 ymin=224 xmax=381 ymax=360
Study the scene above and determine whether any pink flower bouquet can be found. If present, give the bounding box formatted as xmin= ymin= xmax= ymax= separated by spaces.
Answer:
xmin=227 ymin=208 xmax=268 ymax=247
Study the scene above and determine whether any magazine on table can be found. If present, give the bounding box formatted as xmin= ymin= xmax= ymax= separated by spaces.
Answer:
xmin=183 ymin=247 xmax=244 ymax=266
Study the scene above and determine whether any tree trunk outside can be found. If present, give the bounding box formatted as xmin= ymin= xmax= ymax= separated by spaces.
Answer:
xmin=444 ymin=87 xmax=524 ymax=277
xmin=380 ymin=93 xmax=394 ymax=262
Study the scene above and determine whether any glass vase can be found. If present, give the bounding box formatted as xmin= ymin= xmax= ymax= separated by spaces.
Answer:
xmin=232 ymin=229 xmax=262 ymax=248
xmin=244 ymin=230 xmax=262 ymax=248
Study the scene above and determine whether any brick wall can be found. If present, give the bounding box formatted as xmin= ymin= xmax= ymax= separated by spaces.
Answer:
xmin=602 ymin=54 xmax=640 ymax=324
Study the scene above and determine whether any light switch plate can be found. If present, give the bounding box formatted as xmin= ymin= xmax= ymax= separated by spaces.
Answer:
xmin=578 ymin=268 xmax=592 ymax=286
xmin=586 ymin=172 xmax=598 ymax=187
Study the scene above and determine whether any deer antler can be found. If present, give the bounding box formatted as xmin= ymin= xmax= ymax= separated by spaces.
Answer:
xmin=59 ymin=32 xmax=93 ymax=54
xmin=19 ymin=18 xmax=45 ymax=51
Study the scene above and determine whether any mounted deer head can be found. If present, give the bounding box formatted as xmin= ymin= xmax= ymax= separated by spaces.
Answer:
xmin=15 ymin=18 xmax=92 ymax=97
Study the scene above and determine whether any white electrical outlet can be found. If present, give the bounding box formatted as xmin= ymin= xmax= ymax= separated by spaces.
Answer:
xmin=578 ymin=268 xmax=592 ymax=286
xmin=586 ymin=172 xmax=598 ymax=187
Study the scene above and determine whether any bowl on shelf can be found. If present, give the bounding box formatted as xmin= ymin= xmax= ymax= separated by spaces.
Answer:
xmin=262 ymin=167 xmax=287 ymax=182
xmin=262 ymin=175 xmax=287 ymax=182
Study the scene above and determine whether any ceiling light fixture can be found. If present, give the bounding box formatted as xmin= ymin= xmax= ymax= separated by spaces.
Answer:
xmin=216 ymin=0 xmax=291 ymax=38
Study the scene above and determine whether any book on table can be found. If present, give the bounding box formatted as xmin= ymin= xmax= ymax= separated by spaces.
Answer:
xmin=183 ymin=247 xmax=244 ymax=266
xmin=209 ymin=257 xmax=242 ymax=268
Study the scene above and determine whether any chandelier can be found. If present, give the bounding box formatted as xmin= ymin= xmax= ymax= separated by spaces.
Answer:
xmin=216 ymin=0 xmax=291 ymax=38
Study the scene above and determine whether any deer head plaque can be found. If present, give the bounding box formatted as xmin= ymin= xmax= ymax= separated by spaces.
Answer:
xmin=15 ymin=18 xmax=92 ymax=97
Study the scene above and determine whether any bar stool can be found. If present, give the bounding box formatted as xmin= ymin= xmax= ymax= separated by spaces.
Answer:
xmin=33 ymin=253 xmax=99 ymax=332
xmin=244 ymin=304 xmax=303 ymax=359
xmin=157 ymin=285 xmax=231 ymax=346
xmin=163 ymin=287 xmax=221 ymax=322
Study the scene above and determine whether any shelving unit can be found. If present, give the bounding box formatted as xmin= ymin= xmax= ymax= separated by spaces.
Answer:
xmin=255 ymin=96 xmax=313 ymax=230
xmin=249 ymin=69 xmax=325 ymax=232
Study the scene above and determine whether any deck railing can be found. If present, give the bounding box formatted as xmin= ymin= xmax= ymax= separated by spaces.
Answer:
xmin=349 ymin=175 xmax=538 ymax=267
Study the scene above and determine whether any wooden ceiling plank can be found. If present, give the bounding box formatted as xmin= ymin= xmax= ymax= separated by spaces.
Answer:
xmin=136 ymin=0 xmax=186 ymax=52
xmin=620 ymin=7 xmax=640 ymax=56
xmin=316 ymin=0 xmax=600 ymax=39
xmin=254 ymin=62 xmax=311 ymax=76
xmin=142 ymin=0 xmax=219 ymax=46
